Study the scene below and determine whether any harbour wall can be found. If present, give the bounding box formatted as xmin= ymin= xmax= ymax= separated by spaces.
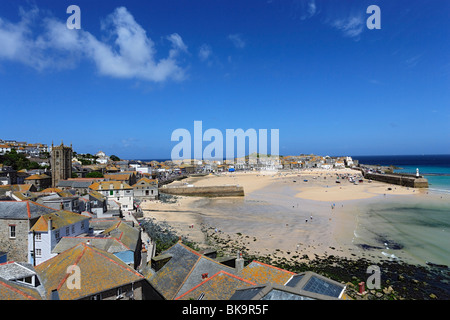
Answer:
xmin=160 ymin=185 xmax=245 ymax=197
xmin=352 ymin=168 xmax=428 ymax=188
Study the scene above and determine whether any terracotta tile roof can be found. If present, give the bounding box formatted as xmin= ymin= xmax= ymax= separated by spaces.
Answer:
xmin=238 ymin=261 xmax=295 ymax=286
xmin=30 ymin=210 xmax=90 ymax=232
xmin=40 ymin=188 xmax=63 ymax=193
xmin=89 ymin=181 xmax=132 ymax=191
xmin=104 ymin=173 xmax=132 ymax=181
xmin=25 ymin=174 xmax=51 ymax=180
xmin=35 ymin=242 xmax=144 ymax=300
xmin=132 ymin=178 xmax=158 ymax=187
xmin=175 ymin=270 xmax=256 ymax=300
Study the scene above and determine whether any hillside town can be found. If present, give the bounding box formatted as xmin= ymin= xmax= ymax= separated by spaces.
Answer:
xmin=0 ymin=138 xmax=359 ymax=300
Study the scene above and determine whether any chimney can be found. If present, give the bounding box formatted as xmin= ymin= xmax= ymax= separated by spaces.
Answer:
xmin=235 ymin=251 xmax=244 ymax=274
xmin=139 ymin=246 xmax=148 ymax=272
xmin=47 ymin=217 xmax=52 ymax=232
xmin=51 ymin=289 xmax=60 ymax=300
xmin=86 ymin=239 xmax=91 ymax=246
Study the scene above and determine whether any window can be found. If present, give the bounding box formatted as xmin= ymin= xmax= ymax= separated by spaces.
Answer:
xmin=55 ymin=230 xmax=60 ymax=239
xmin=9 ymin=225 xmax=16 ymax=239
xmin=110 ymin=190 xmax=113 ymax=196
xmin=66 ymin=227 xmax=70 ymax=236
xmin=81 ymin=221 xmax=85 ymax=230
xmin=36 ymin=249 xmax=42 ymax=257
xmin=90 ymin=294 xmax=101 ymax=300
xmin=72 ymin=225 xmax=75 ymax=233
xmin=35 ymin=233 xmax=42 ymax=241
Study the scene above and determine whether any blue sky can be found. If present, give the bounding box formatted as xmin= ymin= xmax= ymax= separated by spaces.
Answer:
xmin=0 ymin=0 xmax=449 ymax=159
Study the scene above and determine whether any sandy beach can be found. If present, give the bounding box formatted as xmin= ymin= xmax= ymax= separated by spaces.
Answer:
xmin=141 ymin=168 xmax=447 ymax=265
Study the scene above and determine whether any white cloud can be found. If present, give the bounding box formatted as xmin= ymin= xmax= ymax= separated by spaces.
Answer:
xmin=228 ymin=33 xmax=245 ymax=49
xmin=0 ymin=6 xmax=188 ymax=82
xmin=331 ymin=15 xmax=365 ymax=39
xmin=307 ymin=0 xmax=317 ymax=17
xmin=198 ymin=44 xmax=212 ymax=62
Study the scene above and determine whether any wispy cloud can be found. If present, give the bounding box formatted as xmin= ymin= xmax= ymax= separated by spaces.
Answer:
xmin=404 ymin=54 xmax=422 ymax=68
xmin=228 ymin=33 xmax=246 ymax=49
xmin=198 ymin=44 xmax=212 ymax=62
xmin=0 ymin=6 xmax=188 ymax=82
xmin=330 ymin=14 xmax=365 ymax=39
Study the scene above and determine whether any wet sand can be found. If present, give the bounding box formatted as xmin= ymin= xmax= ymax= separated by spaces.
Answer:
xmin=141 ymin=169 xmax=447 ymax=265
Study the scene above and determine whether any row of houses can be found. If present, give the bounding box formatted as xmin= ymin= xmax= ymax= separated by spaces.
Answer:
xmin=281 ymin=155 xmax=357 ymax=170
xmin=0 ymin=139 xmax=50 ymax=158
xmin=0 ymin=199 xmax=347 ymax=300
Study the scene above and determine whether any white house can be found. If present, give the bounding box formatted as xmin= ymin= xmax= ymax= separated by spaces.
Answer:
xmin=89 ymin=181 xmax=134 ymax=212
xmin=28 ymin=210 xmax=90 ymax=266
xmin=0 ymin=144 xmax=11 ymax=155
xmin=95 ymin=150 xmax=110 ymax=164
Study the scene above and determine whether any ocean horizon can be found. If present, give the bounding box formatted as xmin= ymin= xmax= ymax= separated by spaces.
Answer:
xmin=136 ymin=154 xmax=450 ymax=191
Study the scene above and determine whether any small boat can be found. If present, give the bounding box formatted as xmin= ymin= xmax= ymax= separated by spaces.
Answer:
xmin=303 ymin=179 xmax=308 ymax=182
xmin=335 ymin=180 xmax=340 ymax=183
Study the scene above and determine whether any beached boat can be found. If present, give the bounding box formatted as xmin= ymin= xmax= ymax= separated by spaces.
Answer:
xmin=304 ymin=179 xmax=308 ymax=182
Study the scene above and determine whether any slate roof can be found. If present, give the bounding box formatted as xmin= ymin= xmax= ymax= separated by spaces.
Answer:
xmin=0 ymin=262 xmax=36 ymax=281
xmin=0 ymin=277 xmax=42 ymax=300
xmin=52 ymin=237 xmax=127 ymax=254
xmin=175 ymin=270 xmax=256 ymax=300
xmin=0 ymin=201 xmax=56 ymax=220
xmin=230 ymin=271 xmax=347 ymax=300
xmin=89 ymin=217 xmax=123 ymax=231
xmin=57 ymin=180 xmax=93 ymax=189
xmin=238 ymin=261 xmax=295 ymax=285
xmin=101 ymin=220 xmax=140 ymax=250
xmin=29 ymin=210 xmax=90 ymax=232
xmin=35 ymin=242 xmax=144 ymax=300
xmin=148 ymin=242 xmax=236 ymax=300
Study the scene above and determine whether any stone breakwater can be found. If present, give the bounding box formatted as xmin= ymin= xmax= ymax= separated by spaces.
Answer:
xmin=353 ymin=168 xmax=429 ymax=188
xmin=160 ymin=185 xmax=245 ymax=197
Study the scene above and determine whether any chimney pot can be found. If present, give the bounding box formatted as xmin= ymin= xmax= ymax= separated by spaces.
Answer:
xmin=47 ymin=217 xmax=52 ymax=231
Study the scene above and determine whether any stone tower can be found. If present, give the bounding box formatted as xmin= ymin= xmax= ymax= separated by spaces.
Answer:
xmin=51 ymin=141 xmax=73 ymax=187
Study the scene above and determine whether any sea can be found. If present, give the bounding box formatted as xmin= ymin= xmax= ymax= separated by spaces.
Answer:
xmin=142 ymin=155 xmax=450 ymax=266
xmin=350 ymin=154 xmax=450 ymax=267
xmin=352 ymin=154 xmax=450 ymax=194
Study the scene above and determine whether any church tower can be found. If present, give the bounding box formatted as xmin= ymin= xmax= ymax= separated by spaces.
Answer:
xmin=51 ymin=141 xmax=73 ymax=187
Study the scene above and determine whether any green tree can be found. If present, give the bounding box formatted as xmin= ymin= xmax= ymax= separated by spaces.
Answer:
xmin=110 ymin=155 xmax=121 ymax=161
xmin=86 ymin=171 xmax=104 ymax=178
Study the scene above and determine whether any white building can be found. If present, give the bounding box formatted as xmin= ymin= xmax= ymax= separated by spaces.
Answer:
xmin=28 ymin=210 xmax=90 ymax=266
xmin=95 ymin=150 xmax=110 ymax=164
xmin=89 ymin=181 xmax=134 ymax=212
xmin=0 ymin=144 xmax=11 ymax=155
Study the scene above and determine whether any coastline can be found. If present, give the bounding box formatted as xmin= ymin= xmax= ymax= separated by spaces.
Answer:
xmin=141 ymin=169 xmax=443 ymax=264
xmin=140 ymin=168 xmax=450 ymax=299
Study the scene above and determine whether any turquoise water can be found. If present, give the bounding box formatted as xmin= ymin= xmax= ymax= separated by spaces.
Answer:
xmin=353 ymin=196 xmax=450 ymax=266
xmin=394 ymin=165 xmax=450 ymax=193
xmin=353 ymin=154 xmax=450 ymax=193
